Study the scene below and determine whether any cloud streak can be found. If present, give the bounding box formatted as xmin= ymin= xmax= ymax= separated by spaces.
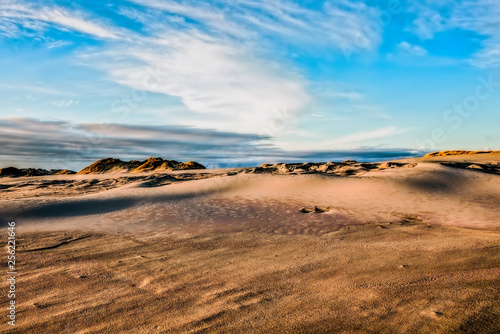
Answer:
xmin=129 ymin=0 xmax=380 ymax=51
xmin=0 ymin=117 xmax=271 ymax=169
xmin=0 ymin=1 xmax=120 ymax=39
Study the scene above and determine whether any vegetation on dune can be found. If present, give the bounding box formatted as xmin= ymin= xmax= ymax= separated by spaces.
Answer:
xmin=425 ymin=150 xmax=500 ymax=157
xmin=77 ymin=157 xmax=206 ymax=175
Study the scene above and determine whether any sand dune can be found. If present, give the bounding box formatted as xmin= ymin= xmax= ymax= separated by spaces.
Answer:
xmin=4 ymin=162 xmax=499 ymax=232
xmin=0 ymin=157 xmax=499 ymax=333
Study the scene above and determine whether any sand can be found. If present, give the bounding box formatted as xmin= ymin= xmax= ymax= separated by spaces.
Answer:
xmin=0 ymin=155 xmax=499 ymax=333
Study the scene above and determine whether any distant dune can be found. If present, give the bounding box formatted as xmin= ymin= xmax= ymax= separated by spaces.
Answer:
xmin=425 ymin=150 xmax=500 ymax=157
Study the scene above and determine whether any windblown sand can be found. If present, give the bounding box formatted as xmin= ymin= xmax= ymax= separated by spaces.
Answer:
xmin=1 ymin=158 xmax=499 ymax=333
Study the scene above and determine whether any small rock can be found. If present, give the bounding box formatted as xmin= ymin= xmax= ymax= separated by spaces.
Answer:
xmin=313 ymin=206 xmax=330 ymax=213
xmin=467 ymin=164 xmax=483 ymax=169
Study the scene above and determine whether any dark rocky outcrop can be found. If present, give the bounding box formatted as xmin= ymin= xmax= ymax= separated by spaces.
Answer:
xmin=0 ymin=167 xmax=75 ymax=178
xmin=0 ymin=167 xmax=25 ymax=177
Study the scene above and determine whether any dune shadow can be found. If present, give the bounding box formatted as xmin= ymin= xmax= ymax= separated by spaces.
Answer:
xmin=11 ymin=185 xmax=229 ymax=220
xmin=397 ymin=168 xmax=470 ymax=194
xmin=22 ymin=198 xmax=138 ymax=218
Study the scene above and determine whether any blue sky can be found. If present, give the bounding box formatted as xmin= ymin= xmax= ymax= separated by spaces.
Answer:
xmin=0 ymin=0 xmax=499 ymax=169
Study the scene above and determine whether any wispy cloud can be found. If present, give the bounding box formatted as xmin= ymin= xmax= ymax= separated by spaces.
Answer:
xmin=51 ymin=100 xmax=79 ymax=108
xmin=85 ymin=0 xmax=382 ymax=132
xmin=312 ymin=85 xmax=364 ymax=101
xmin=0 ymin=0 xmax=120 ymax=39
xmin=255 ymin=125 xmax=407 ymax=152
xmin=408 ymin=0 xmax=500 ymax=67
xmin=94 ymin=32 xmax=309 ymax=132
xmin=128 ymin=0 xmax=380 ymax=51
xmin=0 ymin=0 xmax=385 ymax=135
xmin=46 ymin=39 xmax=72 ymax=49
xmin=0 ymin=83 xmax=67 ymax=95
xmin=325 ymin=126 xmax=407 ymax=149
xmin=454 ymin=1 xmax=500 ymax=67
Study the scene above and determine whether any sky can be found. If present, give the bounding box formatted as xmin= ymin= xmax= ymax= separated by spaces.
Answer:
xmin=0 ymin=0 xmax=499 ymax=169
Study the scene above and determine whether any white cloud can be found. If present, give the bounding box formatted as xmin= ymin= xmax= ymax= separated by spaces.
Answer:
xmin=38 ymin=8 xmax=117 ymax=39
xmin=326 ymin=91 xmax=364 ymax=101
xmin=97 ymin=32 xmax=309 ymax=132
xmin=407 ymin=1 xmax=448 ymax=40
xmin=396 ymin=41 xmax=428 ymax=57
xmin=52 ymin=100 xmax=79 ymax=108
xmin=87 ymin=0 xmax=383 ymax=133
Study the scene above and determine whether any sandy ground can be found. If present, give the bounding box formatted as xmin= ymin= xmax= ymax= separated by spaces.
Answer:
xmin=0 ymin=155 xmax=499 ymax=333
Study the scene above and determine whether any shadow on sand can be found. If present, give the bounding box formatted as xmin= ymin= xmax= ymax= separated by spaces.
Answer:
xmin=1 ymin=187 xmax=228 ymax=225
